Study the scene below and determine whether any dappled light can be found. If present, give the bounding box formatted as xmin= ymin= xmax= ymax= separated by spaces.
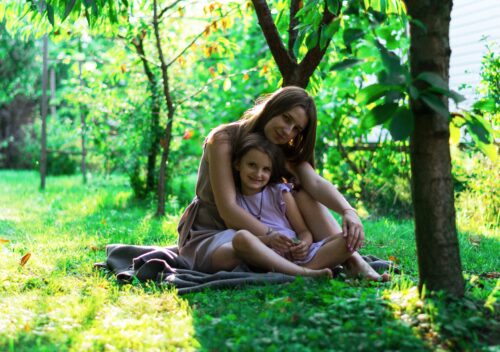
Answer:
xmin=0 ymin=0 xmax=498 ymax=349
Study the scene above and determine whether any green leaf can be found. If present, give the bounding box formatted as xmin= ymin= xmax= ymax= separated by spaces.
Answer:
xmin=417 ymin=72 xmax=447 ymax=90
xmin=324 ymin=18 xmax=341 ymax=38
xmin=356 ymin=83 xmax=402 ymax=104
xmin=389 ymin=106 xmax=414 ymax=141
xmin=47 ymin=4 xmax=55 ymax=25
xmin=343 ymin=28 xmax=364 ymax=52
xmin=326 ymin=0 xmax=340 ymax=14
xmin=223 ymin=77 xmax=231 ymax=91
xmin=408 ymin=85 xmax=419 ymax=100
xmin=305 ymin=30 xmax=319 ymax=50
xmin=472 ymin=98 xmax=496 ymax=113
xmin=293 ymin=30 xmax=306 ymax=57
xmin=466 ymin=114 xmax=494 ymax=144
xmin=330 ymin=58 xmax=363 ymax=71
xmin=420 ymin=93 xmax=450 ymax=118
xmin=62 ymin=0 xmax=77 ymax=21
xmin=319 ymin=24 xmax=330 ymax=50
xmin=361 ymin=102 xmax=398 ymax=129
xmin=375 ymin=41 xmax=404 ymax=76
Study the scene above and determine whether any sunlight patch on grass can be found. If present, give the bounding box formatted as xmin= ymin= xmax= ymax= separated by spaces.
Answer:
xmin=74 ymin=290 xmax=199 ymax=351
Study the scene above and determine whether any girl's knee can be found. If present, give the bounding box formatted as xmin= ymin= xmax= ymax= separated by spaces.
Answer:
xmin=232 ymin=230 xmax=253 ymax=252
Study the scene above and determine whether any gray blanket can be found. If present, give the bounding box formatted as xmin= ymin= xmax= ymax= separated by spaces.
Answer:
xmin=95 ymin=244 xmax=296 ymax=295
xmin=95 ymin=244 xmax=396 ymax=295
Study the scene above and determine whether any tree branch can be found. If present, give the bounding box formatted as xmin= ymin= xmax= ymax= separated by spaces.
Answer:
xmin=251 ymin=0 xmax=296 ymax=78
xmin=158 ymin=0 xmax=183 ymax=20
xmin=288 ymin=0 xmax=300 ymax=61
xmin=297 ymin=0 xmax=337 ymax=85
xmin=166 ymin=6 xmax=238 ymax=68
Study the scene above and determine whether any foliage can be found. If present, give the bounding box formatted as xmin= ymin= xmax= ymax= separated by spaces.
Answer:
xmin=0 ymin=23 xmax=39 ymax=105
xmin=453 ymin=149 xmax=499 ymax=238
xmin=0 ymin=170 xmax=498 ymax=351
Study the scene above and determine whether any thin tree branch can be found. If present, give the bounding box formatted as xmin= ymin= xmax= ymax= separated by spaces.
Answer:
xmin=166 ymin=6 xmax=239 ymax=68
xmin=297 ymin=0 xmax=337 ymax=85
xmin=176 ymin=68 xmax=259 ymax=106
xmin=251 ymin=0 xmax=296 ymax=77
xmin=288 ymin=0 xmax=300 ymax=61
xmin=158 ymin=0 xmax=183 ymax=19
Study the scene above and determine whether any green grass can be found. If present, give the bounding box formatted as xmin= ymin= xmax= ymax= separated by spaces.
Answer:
xmin=0 ymin=170 xmax=498 ymax=351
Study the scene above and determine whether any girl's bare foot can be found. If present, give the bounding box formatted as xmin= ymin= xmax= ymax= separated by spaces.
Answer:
xmin=301 ymin=267 xmax=333 ymax=279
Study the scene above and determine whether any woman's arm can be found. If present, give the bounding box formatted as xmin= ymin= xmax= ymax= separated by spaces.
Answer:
xmin=207 ymin=134 xmax=268 ymax=235
xmin=292 ymin=161 xmax=364 ymax=251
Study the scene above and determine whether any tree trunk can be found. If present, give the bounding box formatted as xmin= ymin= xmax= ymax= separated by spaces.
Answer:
xmin=40 ymin=34 xmax=48 ymax=190
xmin=405 ymin=0 xmax=464 ymax=296
xmin=78 ymin=59 xmax=87 ymax=184
xmin=251 ymin=0 xmax=337 ymax=88
xmin=153 ymin=0 xmax=176 ymax=216
xmin=50 ymin=67 xmax=56 ymax=118
xmin=131 ymin=34 xmax=161 ymax=195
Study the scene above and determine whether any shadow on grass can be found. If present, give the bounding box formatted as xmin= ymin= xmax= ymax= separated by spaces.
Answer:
xmin=183 ymin=278 xmax=432 ymax=351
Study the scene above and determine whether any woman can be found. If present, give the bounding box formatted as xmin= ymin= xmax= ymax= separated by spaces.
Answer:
xmin=178 ymin=86 xmax=378 ymax=279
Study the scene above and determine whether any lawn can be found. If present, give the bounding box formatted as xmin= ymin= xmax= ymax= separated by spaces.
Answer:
xmin=0 ymin=170 xmax=498 ymax=351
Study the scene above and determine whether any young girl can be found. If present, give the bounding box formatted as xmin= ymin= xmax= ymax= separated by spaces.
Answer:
xmin=230 ymin=133 xmax=389 ymax=280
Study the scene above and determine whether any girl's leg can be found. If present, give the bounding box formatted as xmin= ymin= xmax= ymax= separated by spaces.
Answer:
xmin=211 ymin=242 xmax=241 ymax=272
xmin=293 ymin=190 xmax=342 ymax=242
xmin=232 ymin=230 xmax=332 ymax=278
xmin=302 ymin=234 xmax=352 ymax=270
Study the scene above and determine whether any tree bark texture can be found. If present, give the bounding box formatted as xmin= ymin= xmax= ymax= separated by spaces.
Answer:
xmin=405 ymin=0 xmax=464 ymax=296
xmin=78 ymin=59 xmax=87 ymax=184
xmin=153 ymin=0 xmax=176 ymax=216
xmin=251 ymin=0 xmax=336 ymax=88
xmin=40 ymin=34 xmax=48 ymax=190
xmin=132 ymin=34 xmax=161 ymax=194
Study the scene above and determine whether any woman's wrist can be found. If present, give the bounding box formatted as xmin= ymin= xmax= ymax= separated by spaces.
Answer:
xmin=265 ymin=227 xmax=274 ymax=236
xmin=342 ymin=207 xmax=358 ymax=215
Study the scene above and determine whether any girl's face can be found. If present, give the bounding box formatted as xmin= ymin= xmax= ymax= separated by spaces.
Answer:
xmin=263 ymin=105 xmax=309 ymax=145
xmin=235 ymin=148 xmax=273 ymax=195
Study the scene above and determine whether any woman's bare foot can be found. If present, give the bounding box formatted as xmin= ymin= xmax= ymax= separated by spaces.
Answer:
xmin=345 ymin=253 xmax=392 ymax=282
xmin=301 ymin=267 xmax=333 ymax=279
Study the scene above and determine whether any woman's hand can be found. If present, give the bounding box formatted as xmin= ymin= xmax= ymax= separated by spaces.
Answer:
xmin=289 ymin=240 xmax=310 ymax=261
xmin=342 ymin=209 xmax=364 ymax=252
xmin=267 ymin=232 xmax=294 ymax=253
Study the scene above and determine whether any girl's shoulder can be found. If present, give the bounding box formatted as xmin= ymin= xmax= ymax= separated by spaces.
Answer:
xmin=268 ymin=183 xmax=293 ymax=195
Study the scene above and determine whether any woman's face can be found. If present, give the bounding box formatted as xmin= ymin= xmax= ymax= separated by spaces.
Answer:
xmin=263 ymin=105 xmax=309 ymax=145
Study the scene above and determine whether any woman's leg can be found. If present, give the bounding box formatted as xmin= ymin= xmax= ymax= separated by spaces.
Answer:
xmin=211 ymin=242 xmax=241 ymax=272
xmin=232 ymin=230 xmax=332 ymax=278
xmin=344 ymin=253 xmax=390 ymax=282
xmin=303 ymin=234 xmax=390 ymax=282
xmin=293 ymin=189 xmax=342 ymax=241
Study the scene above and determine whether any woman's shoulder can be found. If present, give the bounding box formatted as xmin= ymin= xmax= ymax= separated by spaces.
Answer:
xmin=206 ymin=123 xmax=240 ymax=145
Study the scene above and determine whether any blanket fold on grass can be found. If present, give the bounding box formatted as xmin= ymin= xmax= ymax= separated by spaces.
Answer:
xmin=95 ymin=244 xmax=397 ymax=295
xmin=95 ymin=244 xmax=296 ymax=295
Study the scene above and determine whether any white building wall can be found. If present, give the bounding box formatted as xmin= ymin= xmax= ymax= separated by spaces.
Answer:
xmin=449 ymin=0 xmax=500 ymax=107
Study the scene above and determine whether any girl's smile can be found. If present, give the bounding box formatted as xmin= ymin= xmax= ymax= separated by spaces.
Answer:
xmin=235 ymin=149 xmax=273 ymax=195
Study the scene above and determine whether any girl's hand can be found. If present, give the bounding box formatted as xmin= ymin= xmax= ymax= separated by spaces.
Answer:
xmin=289 ymin=240 xmax=309 ymax=261
xmin=268 ymin=232 xmax=294 ymax=253
xmin=342 ymin=209 xmax=364 ymax=252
